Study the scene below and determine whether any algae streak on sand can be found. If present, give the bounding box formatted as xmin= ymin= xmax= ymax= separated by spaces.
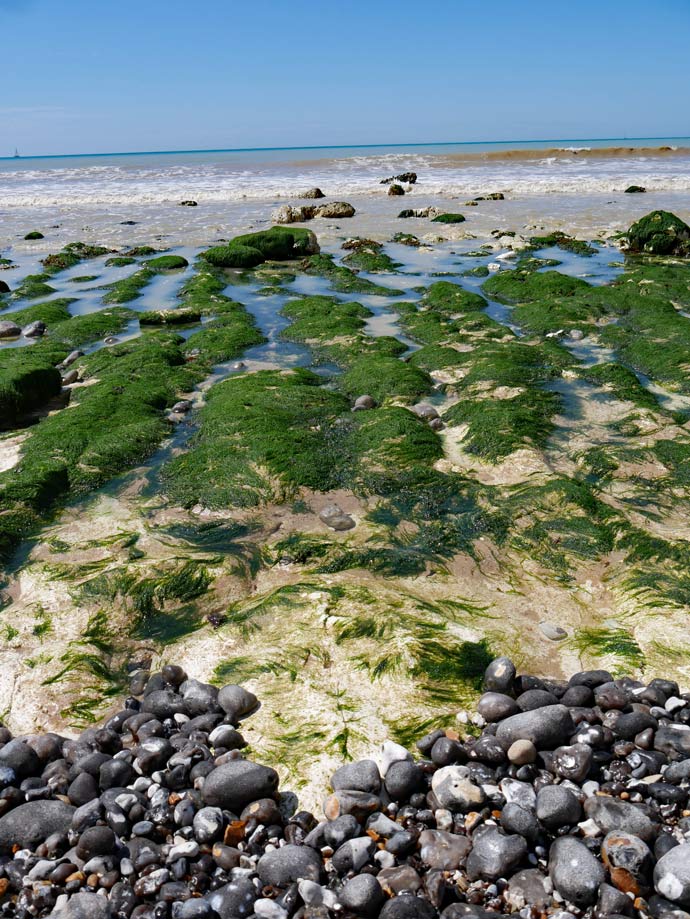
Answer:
xmin=2 ymin=218 xmax=690 ymax=793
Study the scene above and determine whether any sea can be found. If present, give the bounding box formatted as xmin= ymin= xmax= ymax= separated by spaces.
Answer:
xmin=1 ymin=138 xmax=689 ymax=247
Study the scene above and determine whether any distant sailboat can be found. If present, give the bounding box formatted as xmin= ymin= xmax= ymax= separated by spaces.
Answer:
xmin=13 ymin=148 xmax=20 ymax=158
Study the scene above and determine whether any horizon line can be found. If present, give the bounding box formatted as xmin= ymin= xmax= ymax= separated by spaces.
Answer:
xmin=2 ymin=134 xmax=689 ymax=162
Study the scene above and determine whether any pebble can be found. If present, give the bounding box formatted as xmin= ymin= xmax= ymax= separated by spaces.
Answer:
xmin=1 ymin=656 xmax=690 ymax=919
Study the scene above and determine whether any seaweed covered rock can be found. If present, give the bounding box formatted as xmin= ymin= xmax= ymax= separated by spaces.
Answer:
xmin=300 ymin=187 xmax=326 ymax=198
xmin=625 ymin=184 xmax=646 ymax=193
xmin=144 ymin=254 xmax=189 ymax=271
xmin=432 ymin=213 xmax=466 ymax=224
xmin=388 ymin=184 xmax=405 ymax=196
xmin=624 ymin=210 xmax=690 ymax=256
xmin=23 ymin=231 xmax=44 ymax=240
xmin=201 ymin=226 xmax=319 ymax=268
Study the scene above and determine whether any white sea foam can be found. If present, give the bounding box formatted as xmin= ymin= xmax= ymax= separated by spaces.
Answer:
xmin=2 ymin=146 xmax=690 ymax=209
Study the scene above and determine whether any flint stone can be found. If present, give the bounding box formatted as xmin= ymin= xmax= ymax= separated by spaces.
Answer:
xmin=50 ymin=892 xmax=111 ymax=918
xmin=419 ymin=829 xmax=471 ymax=869
xmin=0 ymin=799 xmax=75 ymax=853
xmin=385 ymin=760 xmax=423 ymax=800
xmin=536 ymin=784 xmax=582 ymax=827
xmin=495 ymin=704 xmax=574 ymax=750
xmin=379 ymin=895 xmax=437 ymax=919
xmin=552 ymin=743 xmax=593 ymax=782
xmin=549 ymin=835 xmax=605 ymax=906
xmin=466 ymin=825 xmax=528 ymax=880
xmin=584 ymin=796 xmax=658 ymax=843
xmin=602 ymin=831 xmax=653 ymax=880
xmin=319 ymin=504 xmax=355 ymax=531
xmin=431 ymin=765 xmax=485 ymax=811
xmin=331 ymin=759 xmax=381 ymax=794
xmin=654 ymin=845 xmax=690 ymax=907
xmin=324 ymin=790 xmax=381 ymax=821
xmin=331 ymin=836 xmax=375 ymax=873
xmin=477 ymin=692 xmax=520 ymax=722
xmin=257 ymin=844 xmax=322 ymax=886
xmin=505 ymin=869 xmax=550 ymax=910
xmin=0 ymin=738 xmax=41 ymax=778
xmin=339 ymin=874 xmax=384 ymax=915
xmin=217 ymin=684 xmax=258 ymax=721
xmin=483 ymin=657 xmax=516 ymax=694
xmin=655 ymin=725 xmax=690 ymax=758
xmin=202 ymin=760 xmax=278 ymax=811
xmin=501 ymin=802 xmax=540 ymax=841
xmin=207 ymin=876 xmax=258 ymax=918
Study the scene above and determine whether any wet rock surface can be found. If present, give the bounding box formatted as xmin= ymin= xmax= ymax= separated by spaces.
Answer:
xmin=1 ymin=657 xmax=690 ymax=918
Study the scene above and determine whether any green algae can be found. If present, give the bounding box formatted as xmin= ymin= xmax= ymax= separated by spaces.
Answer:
xmin=339 ymin=355 xmax=432 ymax=404
xmin=102 ymin=267 xmax=154 ymax=303
xmin=124 ymin=246 xmax=160 ymax=257
xmin=201 ymin=227 xmax=318 ymax=269
xmin=525 ymin=231 xmax=597 ymax=257
xmin=0 ymin=333 xmax=208 ymax=556
xmin=301 ymin=254 xmax=403 ymax=297
xmin=42 ymin=610 xmax=128 ymax=726
xmin=570 ymin=626 xmax=645 ymax=675
xmin=578 ymin=362 xmax=659 ymax=410
xmin=432 ymin=213 xmax=466 ymax=224
xmin=625 ymin=210 xmax=690 ymax=256
xmin=342 ymin=245 xmax=401 ymax=273
xmin=163 ymin=369 xmax=350 ymax=509
xmin=445 ymin=389 xmax=561 ymax=461
xmin=144 ymin=255 xmax=189 ymax=271
xmin=24 ymin=231 xmax=44 ymax=241
xmin=140 ymin=308 xmax=201 ymax=326
xmin=105 ymin=256 xmax=136 ymax=267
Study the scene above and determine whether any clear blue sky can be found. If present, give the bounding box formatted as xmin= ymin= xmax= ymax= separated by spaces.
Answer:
xmin=2 ymin=0 xmax=689 ymax=156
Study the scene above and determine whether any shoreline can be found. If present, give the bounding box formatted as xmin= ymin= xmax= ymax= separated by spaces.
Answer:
xmin=2 ymin=191 xmax=690 ymax=253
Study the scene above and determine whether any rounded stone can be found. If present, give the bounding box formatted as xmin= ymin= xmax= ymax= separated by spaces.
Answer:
xmin=339 ymin=873 xmax=385 ymax=915
xmin=654 ymin=844 xmax=690 ymax=907
xmin=549 ymin=836 xmax=606 ymax=906
xmin=495 ymin=705 xmax=575 ymax=750
xmin=379 ymin=895 xmax=437 ymax=919
xmin=0 ymin=799 xmax=75 ymax=853
xmin=202 ymin=760 xmax=278 ymax=811
xmin=207 ymin=877 xmax=258 ymax=918
xmin=257 ymin=844 xmax=322 ymax=887
xmin=483 ymin=657 xmax=516 ymax=694
xmin=536 ymin=784 xmax=582 ymax=828
xmin=217 ymin=684 xmax=258 ymax=721
xmin=507 ymin=739 xmax=537 ymax=765
xmin=331 ymin=759 xmax=381 ymax=794
xmin=385 ymin=760 xmax=423 ymax=801
xmin=431 ymin=765 xmax=486 ymax=811
xmin=477 ymin=692 xmax=520 ymax=722
xmin=466 ymin=825 xmax=528 ymax=881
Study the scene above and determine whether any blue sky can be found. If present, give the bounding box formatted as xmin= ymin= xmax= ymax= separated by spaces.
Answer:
xmin=2 ymin=0 xmax=689 ymax=156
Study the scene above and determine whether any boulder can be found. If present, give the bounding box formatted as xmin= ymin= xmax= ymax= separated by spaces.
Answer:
xmin=257 ymin=844 xmax=322 ymax=886
xmin=319 ymin=504 xmax=355 ymax=531
xmin=0 ymin=799 xmax=75 ymax=853
xmin=201 ymin=760 xmax=278 ymax=810
xmin=655 ymin=845 xmax=690 ymax=907
xmin=624 ymin=210 xmax=690 ymax=256
xmin=495 ymin=704 xmax=575 ymax=749
xmin=549 ymin=836 xmax=605 ymax=906
xmin=0 ymin=320 xmax=21 ymax=338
